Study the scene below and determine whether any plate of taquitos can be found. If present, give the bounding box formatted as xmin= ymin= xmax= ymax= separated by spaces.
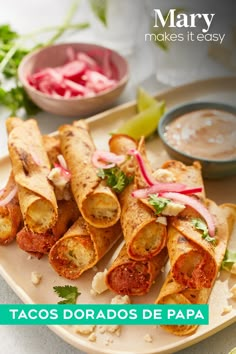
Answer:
xmin=0 ymin=77 xmax=236 ymax=354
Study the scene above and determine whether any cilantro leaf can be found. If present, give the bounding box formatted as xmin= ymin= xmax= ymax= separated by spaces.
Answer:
xmin=0 ymin=86 xmax=41 ymax=115
xmin=97 ymin=167 xmax=133 ymax=193
xmin=192 ymin=218 xmax=216 ymax=245
xmin=0 ymin=24 xmax=19 ymax=44
xmin=148 ymin=194 xmax=170 ymax=214
xmin=53 ymin=285 xmax=80 ymax=305
xmin=221 ymin=249 xmax=236 ymax=272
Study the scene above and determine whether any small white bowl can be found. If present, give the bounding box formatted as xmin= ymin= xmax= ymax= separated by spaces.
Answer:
xmin=18 ymin=42 xmax=129 ymax=117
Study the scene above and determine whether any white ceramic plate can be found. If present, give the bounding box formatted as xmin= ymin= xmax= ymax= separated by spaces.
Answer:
xmin=0 ymin=77 xmax=236 ymax=354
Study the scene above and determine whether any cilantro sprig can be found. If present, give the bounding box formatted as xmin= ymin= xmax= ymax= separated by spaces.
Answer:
xmin=192 ymin=218 xmax=216 ymax=245
xmin=97 ymin=167 xmax=133 ymax=193
xmin=221 ymin=249 xmax=236 ymax=272
xmin=53 ymin=285 xmax=81 ymax=304
xmin=148 ymin=194 xmax=170 ymax=214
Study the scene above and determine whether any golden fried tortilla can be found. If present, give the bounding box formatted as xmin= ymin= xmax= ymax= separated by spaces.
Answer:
xmin=6 ymin=117 xmax=58 ymax=233
xmin=59 ymin=120 xmax=120 ymax=228
xmin=155 ymin=201 xmax=236 ymax=336
xmin=106 ymin=244 xmax=168 ymax=296
xmin=49 ymin=217 xmax=122 ymax=279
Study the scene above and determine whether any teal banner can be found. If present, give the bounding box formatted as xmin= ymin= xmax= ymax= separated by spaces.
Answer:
xmin=0 ymin=304 xmax=208 ymax=325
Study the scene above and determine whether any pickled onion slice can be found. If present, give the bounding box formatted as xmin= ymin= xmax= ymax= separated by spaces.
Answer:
xmin=160 ymin=192 xmax=215 ymax=236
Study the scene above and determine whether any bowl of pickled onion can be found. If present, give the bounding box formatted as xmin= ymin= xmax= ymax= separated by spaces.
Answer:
xmin=18 ymin=42 xmax=129 ymax=117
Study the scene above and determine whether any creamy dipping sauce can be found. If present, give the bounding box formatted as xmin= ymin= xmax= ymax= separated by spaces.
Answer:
xmin=164 ymin=109 xmax=236 ymax=161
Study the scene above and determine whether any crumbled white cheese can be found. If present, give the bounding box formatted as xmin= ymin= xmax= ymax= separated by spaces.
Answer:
xmin=230 ymin=263 xmax=236 ymax=275
xmin=230 ymin=284 xmax=236 ymax=299
xmin=48 ymin=167 xmax=67 ymax=188
xmin=144 ymin=333 xmax=153 ymax=343
xmin=221 ymin=305 xmax=232 ymax=315
xmin=156 ymin=216 xmax=167 ymax=225
xmin=100 ymin=295 xmax=131 ymax=338
xmin=74 ymin=325 xmax=95 ymax=335
xmin=152 ymin=169 xmax=176 ymax=183
xmin=162 ymin=201 xmax=185 ymax=216
xmin=98 ymin=325 xmax=106 ymax=334
xmin=31 ymin=271 xmax=42 ymax=285
xmin=111 ymin=295 xmax=131 ymax=305
xmin=48 ymin=167 xmax=71 ymax=200
xmin=91 ymin=269 xmax=108 ymax=295
xmin=105 ymin=337 xmax=114 ymax=346
xmin=88 ymin=332 xmax=96 ymax=342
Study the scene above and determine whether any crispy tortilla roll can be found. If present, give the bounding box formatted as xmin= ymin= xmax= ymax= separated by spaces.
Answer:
xmin=168 ymin=210 xmax=217 ymax=289
xmin=43 ymin=135 xmax=62 ymax=165
xmin=49 ymin=217 xmax=122 ymax=279
xmin=161 ymin=160 xmax=205 ymax=200
xmin=155 ymin=201 xmax=235 ymax=336
xmin=0 ymin=172 xmax=22 ymax=245
xmin=6 ymin=117 xmax=58 ymax=233
xmin=120 ymin=184 xmax=167 ymax=260
xmin=59 ymin=120 xmax=120 ymax=228
xmin=16 ymin=199 xmax=80 ymax=256
xmin=162 ymin=161 xmax=218 ymax=289
xmin=109 ymin=134 xmax=137 ymax=176
xmin=109 ymin=135 xmax=166 ymax=260
xmin=106 ymin=245 xmax=168 ymax=296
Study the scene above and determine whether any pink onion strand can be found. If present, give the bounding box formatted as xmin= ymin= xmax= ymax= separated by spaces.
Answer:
xmin=0 ymin=185 xmax=18 ymax=207
xmin=160 ymin=192 xmax=215 ymax=237
xmin=128 ymin=149 xmax=156 ymax=186
xmin=92 ymin=150 xmax=125 ymax=169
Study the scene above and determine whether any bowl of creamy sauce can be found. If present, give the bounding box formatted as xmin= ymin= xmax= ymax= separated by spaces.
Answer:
xmin=158 ymin=102 xmax=236 ymax=178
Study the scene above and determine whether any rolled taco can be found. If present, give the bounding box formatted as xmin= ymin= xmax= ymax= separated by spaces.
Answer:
xmin=59 ymin=120 xmax=120 ymax=228
xmin=49 ymin=217 xmax=122 ymax=279
xmin=109 ymin=135 xmax=167 ymax=260
xmin=16 ymin=199 xmax=80 ymax=257
xmin=106 ymin=244 xmax=168 ymax=296
xmin=6 ymin=117 xmax=58 ymax=233
xmin=155 ymin=201 xmax=236 ymax=336
xmin=162 ymin=161 xmax=218 ymax=289
xmin=0 ymin=172 xmax=22 ymax=245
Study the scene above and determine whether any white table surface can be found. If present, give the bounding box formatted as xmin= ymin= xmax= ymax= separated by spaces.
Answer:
xmin=0 ymin=1 xmax=235 ymax=354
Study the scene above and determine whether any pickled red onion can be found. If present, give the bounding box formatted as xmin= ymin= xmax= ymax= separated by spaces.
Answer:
xmin=92 ymin=150 xmax=125 ymax=169
xmin=132 ymin=182 xmax=188 ymax=198
xmin=160 ymin=192 xmax=215 ymax=236
xmin=0 ymin=185 xmax=18 ymax=207
xmin=179 ymin=187 xmax=203 ymax=195
xmin=53 ymin=163 xmax=71 ymax=182
xmin=128 ymin=149 xmax=156 ymax=186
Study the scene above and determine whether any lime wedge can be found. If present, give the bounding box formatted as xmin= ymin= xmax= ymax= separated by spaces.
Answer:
xmin=137 ymin=87 xmax=158 ymax=112
xmin=116 ymin=101 xmax=165 ymax=140
xmin=228 ymin=348 xmax=236 ymax=354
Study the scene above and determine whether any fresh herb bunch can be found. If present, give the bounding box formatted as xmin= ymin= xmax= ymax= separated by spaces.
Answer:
xmin=97 ymin=167 xmax=133 ymax=193
xmin=0 ymin=0 xmax=89 ymax=116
